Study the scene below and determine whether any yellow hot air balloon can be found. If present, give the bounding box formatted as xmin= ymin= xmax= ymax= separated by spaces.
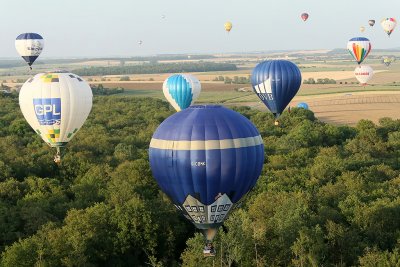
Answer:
xmin=360 ymin=26 xmax=365 ymax=33
xmin=224 ymin=21 xmax=232 ymax=33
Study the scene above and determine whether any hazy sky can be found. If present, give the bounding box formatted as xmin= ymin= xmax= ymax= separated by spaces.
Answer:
xmin=1 ymin=0 xmax=400 ymax=58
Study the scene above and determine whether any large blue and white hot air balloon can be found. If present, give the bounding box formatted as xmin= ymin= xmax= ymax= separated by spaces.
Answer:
xmin=15 ymin=33 xmax=44 ymax=69
xmin=149 ymin=105 xmax=264 ymax=255
xmin=163 ymin=74 xmax=201 ymax=111
xmin=251 ymin=60 xmax=302 ymax=123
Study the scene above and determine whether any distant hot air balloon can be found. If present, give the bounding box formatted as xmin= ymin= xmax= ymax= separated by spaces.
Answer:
xmin=360 ymin=26 xmax=365 ymax=33
xmin=138 ymin=40 xmax=143 ymax=45
xmin=297 ymin=102 xmax=309 ymax=110
xmin=149 ymin=105 xmax=264 ymax=256
xmin=301 ymin=13 xmax=309 ymax=21
xmin=382 ymin=56 xmax=395 ymax=67
xmin=347 ymin=37 xmax=371 ymax=64
xmin=354 ymin=65 xmax=373 ymax=85
xmin=251 ymin=60 xmax=302 ymax=124
xmin=224 ymin=21 xmax=232 ymax=33
xmin=15 ymin=33 xmax=44 ymax=70
xmin=163 ymin=74 xmax=201 ymax=111
xmin=19 ymin=71 xmax=93 ymax=163
xmin=368 ymin=20 xmax=375 ymax=27
xmin=381 ymin=18 xmax=397 ymax=36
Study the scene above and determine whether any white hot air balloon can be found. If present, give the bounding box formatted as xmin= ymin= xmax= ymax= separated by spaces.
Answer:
xmin=354 ymin=65 xmax=373 ymax=85
xmin=15 ymin=33 xmax=44 ymax=69
xmin=19 ymin=71 xmax=93 ymax=163
xmin=381 ymin=18 xmax=397 ymax=36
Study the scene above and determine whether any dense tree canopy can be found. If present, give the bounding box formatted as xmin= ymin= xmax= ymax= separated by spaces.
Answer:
xmin=73 ymin=62 xmax=237 ymax=76
xmin=0 ymin=93 xmax=399 ymax=266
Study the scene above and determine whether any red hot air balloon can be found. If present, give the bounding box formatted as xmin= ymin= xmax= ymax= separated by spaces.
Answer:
xmin=301 ymin=13 xmax=309 ymax=22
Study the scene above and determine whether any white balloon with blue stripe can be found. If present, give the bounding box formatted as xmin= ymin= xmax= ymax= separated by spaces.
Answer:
xmin=163 ymin=74 xmax=201 ymax=111
xmin=15 ymin=33 xmax=44 ymax=69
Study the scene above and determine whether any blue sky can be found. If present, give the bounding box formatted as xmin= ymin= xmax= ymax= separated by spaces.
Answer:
xmin=1 ymin=0 xmax=400 ymax=57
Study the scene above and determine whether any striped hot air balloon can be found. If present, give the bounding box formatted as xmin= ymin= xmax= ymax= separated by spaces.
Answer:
xmin=347 ymin=37 xmax=371 ymax=64
xmin=15 ymin=33 xmax=44 ymax=69
xmin=149 ymin=105 xmax=264 ymax=255
xmin=163 ymin=74 xmax=201 ymax=112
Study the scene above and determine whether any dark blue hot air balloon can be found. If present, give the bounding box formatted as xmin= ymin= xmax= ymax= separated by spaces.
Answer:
xmin=149 ymin=105 xmax=264 ymax=255
xmin=251 ymin=60 xmax=302 ymax=124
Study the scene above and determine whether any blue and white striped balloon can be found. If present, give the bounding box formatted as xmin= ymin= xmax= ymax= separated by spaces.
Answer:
xmin=15 ymin=33 xmax=44 ymax=69
xmin=163 ymin=74 xmax=201 ymax=111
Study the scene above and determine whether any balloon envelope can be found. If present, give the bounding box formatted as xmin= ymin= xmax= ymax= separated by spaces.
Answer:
xmin=251 ymin=60 xmax=302 ymax=118
xmin=301 ymin=13 xmax=309 ymax=21
xmin=297 ymin=102 xmax=309 ymax=109
xmin=149 ymin=105 xmax=264 ymax=241
xmin=224 ymin=21 xmax=232 ymax=32
xmin=381 ymin=18 xmax=397 ymax=36
xmin=368 ymin=20 xmax=375 ymax=26
xmin=163 ymin=74 xmax=201 ymax=111
xmin=19 ymin=71 xmax=93 ymax=148
xmin=382 ymin=57 xmax=395 ymax=67
xmin=347 ymin=37 xmax=371 ymax=64
xmin=354 ymin=65 xmax=373 ymax=85
xmin=15 ymin=33 xmax=44 ymax=68
xmin=360 ymin=26 xmax=365 ymax=32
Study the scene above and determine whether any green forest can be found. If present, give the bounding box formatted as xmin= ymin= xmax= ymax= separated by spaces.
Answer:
xmin=0 ymin=93 xmax=399 ymax=266
xmin=73 ymin=62 xmax=237 ymax=76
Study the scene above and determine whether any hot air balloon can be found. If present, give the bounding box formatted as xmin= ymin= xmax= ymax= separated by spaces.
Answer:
xmin=301 ymin=13 xmax=309 ymax=21
xmin=368 ymin=20 xmax=375 ymax=27
xmin=138 ymin=40 xmax=143 ymax=45
xmin=297 ymin=102 xmax=309 ymax=110
xmin=149 ymin=105 xmax=264 ymax=256
xmin=251 ymin=60 xmax=302 ymax=124
xmin=347 ymin=37 xmax=371 ymax=64
xmin=354 ymin=65 xmax=373 ymax=85
xmin=19 ymin=71 xmax=93 ymax=163
xmin=382 ymin=56 xmax=395 ymax=67
xmin=224 ymin=21 xmax=232 ymax=33
xmin=15 ymin=33 xmax=44 ymax=70
xmin=163 ymin=74 xmax=201 ymax=111
xmin=381 ymin=18 xmax=397 ymax=36
xmin=360 ymin=26 xmax=365 ymax=33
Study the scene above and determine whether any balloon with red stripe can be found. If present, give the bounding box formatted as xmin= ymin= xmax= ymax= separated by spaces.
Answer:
xmin=347 ymin=37 xmax=371 ymax=65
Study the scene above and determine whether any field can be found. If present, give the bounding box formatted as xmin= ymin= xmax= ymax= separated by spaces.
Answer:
xmin=2 ymin=50 xmax=400 ymax=126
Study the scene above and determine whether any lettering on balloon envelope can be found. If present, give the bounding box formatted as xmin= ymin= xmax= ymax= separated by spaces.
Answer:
xmin=33 ymin=98 xmax=61 ymax=125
